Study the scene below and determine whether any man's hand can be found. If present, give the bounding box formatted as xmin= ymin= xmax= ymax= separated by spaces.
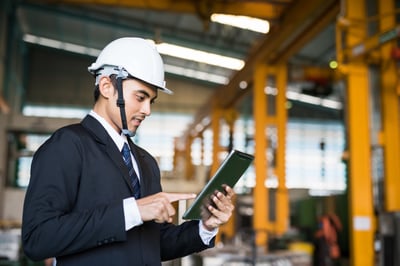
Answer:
xmin=137 ymin=192 xmax=196 ymax=223
xmin=201 ymin=185 xmax=235 ymax=231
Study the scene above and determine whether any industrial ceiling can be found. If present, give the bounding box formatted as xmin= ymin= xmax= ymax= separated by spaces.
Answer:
xmin=6 ymin=0 xmax=341 ymax=134
xmin=15 ymin=0 xmax=296 ymax=85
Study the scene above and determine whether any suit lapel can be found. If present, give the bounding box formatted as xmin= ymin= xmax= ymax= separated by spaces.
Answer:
xmin=81 ymin=115 xmax=135 ymax=195
xmin=106 ymin=138 xmax=134 ymax=194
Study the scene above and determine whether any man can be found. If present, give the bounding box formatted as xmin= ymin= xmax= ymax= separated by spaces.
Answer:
xmin=313 ymin=213 xmax=342 ymax=266
xmin=22 ymin=37 xmax=235 ymax=266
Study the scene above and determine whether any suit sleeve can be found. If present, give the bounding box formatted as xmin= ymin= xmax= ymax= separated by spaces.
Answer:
xmin=160 ymin=220 xmax=214 ymax=261
xmin=22 ymin=129 xmax=126 ymax=261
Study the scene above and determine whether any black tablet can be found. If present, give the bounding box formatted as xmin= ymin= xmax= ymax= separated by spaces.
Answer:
xmin=182 ymin=149 xmax=254 ymax=220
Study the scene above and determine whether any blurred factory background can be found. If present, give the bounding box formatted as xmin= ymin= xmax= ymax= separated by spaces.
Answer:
xmin=0 ymin=0 xmax=400 ymax=265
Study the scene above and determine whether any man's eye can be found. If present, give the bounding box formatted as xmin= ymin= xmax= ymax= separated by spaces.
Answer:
xmin=136 ymin=94 xmax=145 ymax=101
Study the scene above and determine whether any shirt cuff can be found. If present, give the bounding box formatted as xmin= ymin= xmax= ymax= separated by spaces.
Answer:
xmin=198 ymin=221 xmax=218 ymax=245
xmin=123 ymin=197 xmax=143 ymax=231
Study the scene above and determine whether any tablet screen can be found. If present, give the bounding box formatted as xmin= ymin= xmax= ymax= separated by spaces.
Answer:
xmin=182 ymin=149 xmax=254 ymax=220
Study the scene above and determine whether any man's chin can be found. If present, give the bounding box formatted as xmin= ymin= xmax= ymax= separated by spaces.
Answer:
xmin=122 ymin=128 xmax=137 ymax=137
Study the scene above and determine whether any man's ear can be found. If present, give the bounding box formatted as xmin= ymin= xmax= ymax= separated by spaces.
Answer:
xmin=98 ymin=76 xmax=113 ymax=99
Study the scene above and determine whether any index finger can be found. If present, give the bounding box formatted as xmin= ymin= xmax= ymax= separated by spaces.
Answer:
xmin=165 ymin=192 xmax=196 ymax=203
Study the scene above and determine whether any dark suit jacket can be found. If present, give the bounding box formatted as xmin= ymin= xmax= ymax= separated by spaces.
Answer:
xmin=22 ymin=115 xmax=213 ymax=266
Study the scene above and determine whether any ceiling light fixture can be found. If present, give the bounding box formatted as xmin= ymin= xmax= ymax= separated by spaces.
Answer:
xmin=23 ymin=34 xmax=101 ymax=56
xmin=155 ymin=42 xmax=244 ymax=70
xmin=22 ymin=34 xmax=237 ymax=84
xmin=210 ymin=13 xmax=270 ymax=34
xmin=286 ymin=90 xmax=342 ymax=110
xmin=163 ymin=64 xmax=229 ymax=84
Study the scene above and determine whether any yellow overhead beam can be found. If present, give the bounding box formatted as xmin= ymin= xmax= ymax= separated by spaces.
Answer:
xmin=268 ymin=1 xmax=340 ymax=64
xmin=215 ymin=0 xmax=339 ymax=108
xmin=338 ymin=23 xmax=400 ymax=63
xmin=335 ymin=6 xmax=400 ymax=63
xmin=44 ymin=0 xmax=288 ymax=20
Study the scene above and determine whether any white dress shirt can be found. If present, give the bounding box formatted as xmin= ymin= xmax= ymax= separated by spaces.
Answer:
xmin=89 ymin=110 xmax=217 ymax=245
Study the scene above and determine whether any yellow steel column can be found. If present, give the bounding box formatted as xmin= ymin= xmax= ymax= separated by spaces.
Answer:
xmin=173 ymin=139 xmax=178 ymax=172
xmin=341 ymin=1 xmax=374 ymax=265
xmin=275 ymin=64 xmax=288 ymax=235
xmin=185 ymin=135 xmax=194 ymax=180
xmin=199 ymin=133 xmax=204 ymax=166
xmin=253 ymin=63 xmax=269 ymax=248
xmin=379 ymin=0 xmax=400 ymax=212
xmin=346 ymin=65 xmax=374 ymax=266
xmin=209 ymin=107 xmax=224 ymax=243
xmin=219 ymin=108 xmax=238 ymax=239
xmin=210 ymin=107 xmax=222 ymax=176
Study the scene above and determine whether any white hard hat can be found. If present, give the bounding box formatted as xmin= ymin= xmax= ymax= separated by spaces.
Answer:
xmin=88 ymin=37 xmax=172 ymax=94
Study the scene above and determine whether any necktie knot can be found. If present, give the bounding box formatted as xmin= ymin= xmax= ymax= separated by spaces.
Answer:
xmin=121 ymin=143 xmax=140 ymax=198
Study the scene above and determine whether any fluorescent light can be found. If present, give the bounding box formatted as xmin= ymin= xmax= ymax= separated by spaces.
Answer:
xmin=23 ymin=34 xmax=101 ymax=56
xmin=156 ymin=42 xmax=244 ymax=70
xmin=285 ymin=89 xmax=342 ymax=110
xmin=23 ymin=105 xmax=89 ymax=119
xmin=298 ymin=94 xmax=322 ymax=105
xmin=23 ymin=34 xmax=241 ymax=83
xmin=164 ymin=64 xmax=229 ymax=84
xmin=211 ymin=13 xmax=270 ymax=34
xmin=321 ymin=98 xmax=343 ymax=109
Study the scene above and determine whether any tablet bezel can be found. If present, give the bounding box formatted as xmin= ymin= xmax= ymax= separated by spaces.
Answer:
xmin=182 ymin=149 xmax=254 ymax=220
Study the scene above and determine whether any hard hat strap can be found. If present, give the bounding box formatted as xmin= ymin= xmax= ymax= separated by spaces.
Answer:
xmin=116 ymin=68 xmax=134 ymax=137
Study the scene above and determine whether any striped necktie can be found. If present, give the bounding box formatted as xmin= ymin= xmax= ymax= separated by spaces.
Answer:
xmin=121 ymin=143 xmax=141 ymax=198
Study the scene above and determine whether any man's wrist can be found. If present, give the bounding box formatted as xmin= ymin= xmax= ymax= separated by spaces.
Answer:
xmin=201 ymin=222 xmax=216 ymax=232
xmin=198 ymin=221 xmax=218 ymax=245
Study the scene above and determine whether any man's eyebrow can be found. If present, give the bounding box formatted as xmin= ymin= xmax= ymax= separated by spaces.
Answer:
xmin=135 ymin=89 xmax=158 ymax=101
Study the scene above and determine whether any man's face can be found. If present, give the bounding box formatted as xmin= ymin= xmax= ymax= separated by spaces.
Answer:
xmin=98 ymin=76 xmax=158 ymax=135
xmin=117 ymin=79 xmax=158 ymax=135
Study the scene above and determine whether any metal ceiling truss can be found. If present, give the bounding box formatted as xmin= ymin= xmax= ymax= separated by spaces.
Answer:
xmin=37 ymin=0 xmax=291 ymax=21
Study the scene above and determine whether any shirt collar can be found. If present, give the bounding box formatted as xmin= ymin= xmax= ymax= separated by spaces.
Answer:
xmin=89 ymin=110 xmax=127 ymax=151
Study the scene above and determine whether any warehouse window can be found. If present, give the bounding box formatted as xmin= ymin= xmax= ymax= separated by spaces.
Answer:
xmin=286 ymin=119 xmax=346 ymax=193
xmin=134 ymin=113 xmax=193 ymax=172
xmin=15 ymin=106 xmax=345 ymax=193
xmin=7 ymin=132 xmax=50 ymax=188
xmin=232 ymin=118 xmax=345 ymax=194
xmin=13 ymin=106 xmax=194 ymax=187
